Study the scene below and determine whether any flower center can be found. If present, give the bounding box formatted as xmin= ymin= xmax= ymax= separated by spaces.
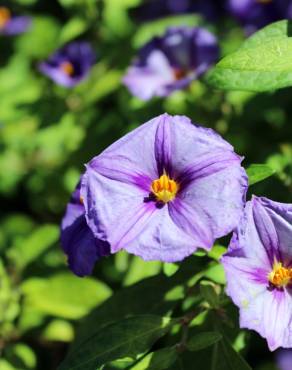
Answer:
xmin=268 ymin=261 xmax=292 ymax=288
xmin=173 ymin=68 xmax=188 ymax=80
xmin=256 ymin=0 xmax=272 ymax=3
xmin=0 ymin=7 xmax=11 ymax=29
xmin=60 ymin=61 xmax=75 ymax=76
xmin=151 ymin=172 xmax=178 ymax=203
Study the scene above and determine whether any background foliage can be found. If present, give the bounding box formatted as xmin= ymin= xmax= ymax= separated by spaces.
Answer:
xmin=0 ymin=1 xmax=291 ymax=369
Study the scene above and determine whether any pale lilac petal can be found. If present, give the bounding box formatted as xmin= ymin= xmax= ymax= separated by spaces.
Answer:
xmin=123 ymin=204 xmax=202 ymax=262
xmin=81 ymin=166 xmax=157 ymax=252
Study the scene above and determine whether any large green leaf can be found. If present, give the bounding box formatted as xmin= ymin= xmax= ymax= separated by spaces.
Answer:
xmin=246 ymin=164 xmax=275 ymax=185
xmin=22 ymin=273 xmax=112 ymax=319
xmin=211 ymin=337 xmax=251 ymax=370
xmin=207 ymin=20 xmax=292 ymax=92
xmin=187 ymin=332 xmax=222 ymax=352
xmin=71 ymin=257 xmax=201 ymax=349
xmin=58 ymin=316 xmax=174 ymax=370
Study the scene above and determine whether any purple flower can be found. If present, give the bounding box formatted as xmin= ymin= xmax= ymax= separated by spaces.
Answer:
xmin=61 ymin=177 xmax=110 ymax=277
xmin=132 ymin=0 xmax=221 ymax=22
xmin=0 ymin=7 xmax=31 ymax=35
xmin=39 ymin=42 xmax=95 ymax=88
xmin=222 ymin=196 xmax=292 ymax=351
xmin=123 ymin=27 xmax=219 ymax=100
xmin=276 ymin=349 xmax=292 ymax=370
xmin=80 ymin=113 xmax=247 ymax=263
xmin=227 ymin=0 xmax=292 ymax=34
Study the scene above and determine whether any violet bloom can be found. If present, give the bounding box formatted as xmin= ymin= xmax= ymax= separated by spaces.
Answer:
xmin=61 ymin=177 xmax=110 ymax=277
xmin=132 ymin=0 xmax=220 ymax=22
xmin=39 ymin=42 xmax=95 ymax=88
xmin=0 ymin=7 xmax=31 ymax=35
xmin=227 ymin=0 xmax=292 ymax=34
xmin=123 ymin=27 xmax=219 ymax=101
xmin=81 ymin=113 xmax=247 ymax=263
xmin=222 ymin=196 xmax=292 ymax=351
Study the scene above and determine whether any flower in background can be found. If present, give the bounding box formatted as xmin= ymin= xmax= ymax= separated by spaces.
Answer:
xmin=61 ymin=177 xmax=110 ymax=276
xmin=123 ymin=27 xmax=219 ymax=100
xmin=227 ymin=0 xmax=292 ymax=34
xmin=80 ymin=113 xmax=247 ymax=263
xmin=222 ymin=197 xmax=292 ymax=351
xmin=276 ymin=349 xmax=292 ymax=370
xmin=0 ymin=7 xmax=31 ymax=35
xmin=132 ymin=0 xmax=223 ymax=22
xmin=39 ymin=42 xmax=95 ymax=88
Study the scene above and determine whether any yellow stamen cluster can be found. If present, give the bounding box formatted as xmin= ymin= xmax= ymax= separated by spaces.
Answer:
xmin=151 ymin=172 xmax=178 ymax=203
xmin=268 ymin=261 xmax=292 ymax=288
xmin=60 ymin=61 xmax=75 ymax=76
xmin=0 ymin=7 xmax=11 ymax=29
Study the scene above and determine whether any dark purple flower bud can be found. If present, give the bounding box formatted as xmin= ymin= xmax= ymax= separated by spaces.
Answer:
xmin=123 ymin=27 xmax=219 ymax=100
xmin=61 ymin=177 xmax=110 ymax=277
xmin=132 ymin=0 xmax=222 ymax=22
xmin=276 ymin=349 xmax=292 ymax=370
xmin=227 ymin=0 xmax=292 ymax=34
xmin=0 ymin=7 xmax=31 ymax=36
xmin=39 ymin=42 xmax=96 ymax=88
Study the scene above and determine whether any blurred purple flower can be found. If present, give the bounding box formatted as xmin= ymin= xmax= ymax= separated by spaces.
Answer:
xmin=132 ymin=0 xmax=222 ymax=22
xmin=123 ymin=27 xmax=219 ymax=100
xmin=222 ymin=196 xmax=292 ymax=351
xmin=39 ymin=42 xmax=95 ymax=88
xmin=276 ymin=349 xmax=292 ymax=370
xmin=227 ymin=0 xmax=292 ymax=34
xmin=81 ymin=113 xmax=247 ymax=263
xmin=61 ymin=177 xmax=110 ymax=277
xmin=0 ymin=7 xmax=31 ymax=35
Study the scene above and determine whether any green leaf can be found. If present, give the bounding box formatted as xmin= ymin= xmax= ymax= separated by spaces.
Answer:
xmin=246 ymin=164 xmax=275 ymax=185
xmin=200 ymin=281 xmax=220 ymax=308
xmin=58 ymin=316 xmax=175 ymax=370
xmin=211 ymin=337 xmax=251 ymax=370
xmin=124 ymin=257 xmax=162 ymax=286
xmin=22 ymin=273 xmax=112 ymax=319
xmin=207 ymin=20 xmax=292 ymax=92
xmin=187 ymin=331 xmax=222 ymax=352
xmin=129 ymin=347 xmax=177 ymax=370
xmin=163 ymin=263 xmax=179 ymax=277
xmin=8 ymin=224 xmax=59 ymax=269
xmin=42 ymin=319 xmax=74 ymax=342
xmin=59 ymin=18 xmax=88 ymax=45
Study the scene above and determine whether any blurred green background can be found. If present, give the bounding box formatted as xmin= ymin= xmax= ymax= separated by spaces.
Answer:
xmin=0 ymin=1 xmax=291 ymax=369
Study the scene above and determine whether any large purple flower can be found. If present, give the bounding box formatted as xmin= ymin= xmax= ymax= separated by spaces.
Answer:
xmin=81 ymin=113 xmax=247 ymax=263
xmin=0 ymin=7 xmax=31 ymax=35
xmin=61 ymin=177 xmax=110 ymax=277
xmin=39 ymin=42 xmax=95 ymax=88
xmin=123 ymin=27 xmax=219 ymax=100
xmin=222 ymin=196 xmax=292 ymax=351
xmin=227 ymin=0 xmax=292 ymax=34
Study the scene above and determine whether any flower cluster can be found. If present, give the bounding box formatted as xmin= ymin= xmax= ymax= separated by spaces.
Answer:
xmin=123 ymin=27 xmax=219 ymax=100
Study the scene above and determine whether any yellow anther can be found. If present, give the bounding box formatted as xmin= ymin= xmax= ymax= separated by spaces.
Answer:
xmin=0 ymin=7 xmax=11 ymax=29
xmin=60 ymin=61 xmax=75 ymax=76
xmin=151 ymin=172 xmax=178 ymax=203
xmin=268 ymin=261 xmax=292 ymax=288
